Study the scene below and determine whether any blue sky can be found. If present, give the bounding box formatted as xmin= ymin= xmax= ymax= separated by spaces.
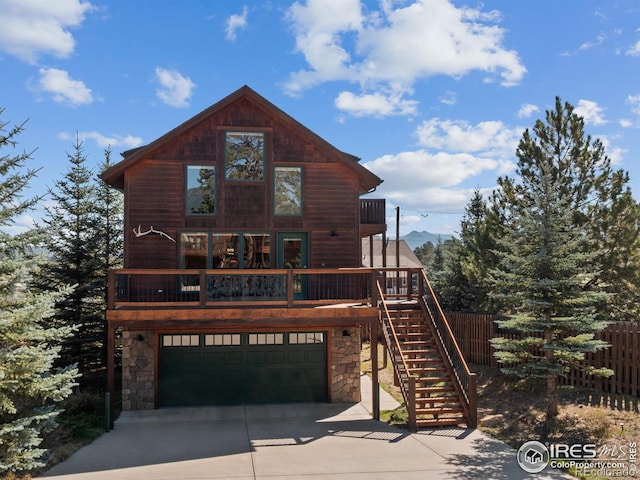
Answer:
xmin=1 ymin=0 xmax=639 ymax=236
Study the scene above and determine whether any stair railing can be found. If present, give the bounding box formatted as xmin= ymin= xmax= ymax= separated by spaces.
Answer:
xmin=417 ymin=270 xmax=477 ymax=428
xmin=376 ymin=280 xmax=418 ymax=432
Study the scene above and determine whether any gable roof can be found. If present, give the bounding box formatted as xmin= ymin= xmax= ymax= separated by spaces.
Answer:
xmin=361 ymin=239 xmax=423 ymax=269
xmin=101 ymin=85 xmax=383 ymax=193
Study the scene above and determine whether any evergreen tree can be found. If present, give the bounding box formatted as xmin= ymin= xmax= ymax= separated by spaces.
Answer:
xmin=587 ymin=169 xmax=640 ymax=321
xmin=94 ymin=147 xmax=124 ymax=293
xmin=430 ymin=237 xmax=471 ymax=312
xmin=0 ymin=111 xmax=78 ymax=473
xmin=38 ymin=137 xmax=105 ymax=389
xmin=94 ymin=148 xmax=124 ymax=371
xmin=458 ymin=190 xmax=497 ymax=313
xmin=413 ymin=241 xmax=435 ymax=268
xmin=488 ymin=98 xmax=614 ymax=418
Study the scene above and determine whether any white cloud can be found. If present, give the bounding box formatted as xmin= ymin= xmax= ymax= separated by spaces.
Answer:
xmin=285 ymin=0 xmax=526 ymax=112
xmin=579 ymin=33 xmax=607 ymax=51
xmin=34 ymin=67 xmax=93 ymax=106
xmin=596 ymin=135 xmax=625 ymax=165
xmin=225 ymin=5 xmax=248 ymax=41
xmin=364 ymin=150 xmax=498 ymax=190
xmin=0 ymin=0 xmax=94 ymax=64
xmin=415 ymin=118 xmax=522 ymax=166
xmin=627 ymin=94 xmax=640 ymax=116
xmin=626 ymin=40 xmax=640 ymax=56
xmin=575 ymin=99 xmax=607 ymax=126
xmin=59 ymin=131 xmax=143 ymax=149
xmin=285 ymin=0 xmax=363 ymax=94
xmin=361 ymin=116 xmax=522 ymax=215
xmin=518 ymin=103 xmax=539 ymax=118
xmin=334 ymin=89 xmax=417 ymax=117
xmin=1 ymin=213 xmax=38 ymax=236
xmin=154 ymin=67 xmax=196 ymax=108
xmin=439 ymin=91 xmax=457 ymax=106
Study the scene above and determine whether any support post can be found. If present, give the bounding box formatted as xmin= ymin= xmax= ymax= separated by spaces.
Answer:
xmin=107 ymin=321 xmax=115 ymax=430
xmin=371 ymin=318 xmax=380 ymax=421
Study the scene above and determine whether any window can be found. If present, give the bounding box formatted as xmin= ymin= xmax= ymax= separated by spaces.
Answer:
xmin=243 ymin=234 xmax=270 ymax=268
xmin=180 ymin=232 xmax=270 ymax=269
xmin=212 ymin=234 xmax=240 ymax=268
xmin=181 ymin=233 xmax=209 ymax=269
xmin=186 ymin=165 xmax=215 ymax=214
xmin=225 ymin=132 xmax=264 ymax=181
xmin=162 ymin=335 xmax=200 ymax=347
xmin=205 ymin=334 xmax=241 ymax=346
xmin=274 ymin=166 xmax=302 ymax=215
xmin=289 ymin=332 xmax=324 ymax=344
xmin=248 ymin=333 xmax=284 ymax=345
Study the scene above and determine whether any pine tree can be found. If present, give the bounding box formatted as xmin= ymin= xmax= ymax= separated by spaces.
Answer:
xmin=38 ymin=137 xmax=105 ymax=389
xmin=458 ymin=190 xmax=497 ymax=313
xmin=488 ymin=98 xmax=614 ymax=418
xmin=94 ymin=148 xmax=124 ymax=370
xmin=0 ymin=110 xmax=78 ymax=473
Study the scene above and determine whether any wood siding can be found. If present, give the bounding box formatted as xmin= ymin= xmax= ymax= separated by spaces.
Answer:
xmin=122 ymin=96 xmax=365 ymax=270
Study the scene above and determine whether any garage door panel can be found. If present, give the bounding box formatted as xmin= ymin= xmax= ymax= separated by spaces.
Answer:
xmin=159 ymin=332 xmax=327 ymax=407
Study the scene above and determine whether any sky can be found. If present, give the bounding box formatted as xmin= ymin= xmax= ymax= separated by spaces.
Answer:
xmin=1 ymin=0 xmax=639 ymax=237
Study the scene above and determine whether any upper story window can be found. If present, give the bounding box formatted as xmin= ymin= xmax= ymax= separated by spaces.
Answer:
xmin=225 ymin=132 xmax=265 ymax=181
xmin=274 ymin=166 xmax=302 ymax=216
xmin=186 ymin=165 xmax=216 ymax=215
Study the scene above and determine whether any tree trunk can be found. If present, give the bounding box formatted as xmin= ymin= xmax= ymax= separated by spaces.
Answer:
xmin=546 ymin=374 xmax=558 ymax=417
xmin=545 ymin=330 xmax=558 ymax=417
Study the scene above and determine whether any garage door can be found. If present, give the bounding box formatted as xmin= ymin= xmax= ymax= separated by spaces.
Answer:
xmin=159 ymin=332 xmax=327 ymax=407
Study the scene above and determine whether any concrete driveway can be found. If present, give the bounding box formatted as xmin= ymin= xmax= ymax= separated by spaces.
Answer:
xmin=41 ymin=377 xmax=571 ymax=480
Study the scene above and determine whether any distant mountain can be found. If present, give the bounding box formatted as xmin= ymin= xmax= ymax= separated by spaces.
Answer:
xmin=401 ymin=231 xmax=454 ymax=250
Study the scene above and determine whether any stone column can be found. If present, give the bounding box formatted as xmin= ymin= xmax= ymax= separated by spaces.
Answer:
xmin=121 ymin=330 xmax=155 ymax=410
xmin=330 ymin=326 xmax=361 ymax=402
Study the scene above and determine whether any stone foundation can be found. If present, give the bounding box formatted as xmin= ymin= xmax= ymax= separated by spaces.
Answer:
xmin=121 ymin=330 xmax=155 ymax=410
xmin=330 ymin=326 xmax=361 ymax=402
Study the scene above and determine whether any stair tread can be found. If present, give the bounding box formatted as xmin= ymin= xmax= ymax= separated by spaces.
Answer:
xmin=416 ymin=407 xmax=465 ymax=414
xmin=416 ymin=418 xmax=467 ymax=427
xmin=415 ymin=397 xmax=461 ymax=403
xmin=416 ymin=386 xmax=456 ymax=392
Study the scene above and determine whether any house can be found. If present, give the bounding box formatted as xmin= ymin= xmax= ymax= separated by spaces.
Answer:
xmin=102 ymin=86 xmax=476 ymax=430
xmin=362 ymin=238 xmax=423 ymax=294
xmin=102 ymin=86 xmax=387 ymax=412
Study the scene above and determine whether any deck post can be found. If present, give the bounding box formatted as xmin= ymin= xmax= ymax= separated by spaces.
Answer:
xmin=468 ymin=372 xmax=478 ymax=429
xmin=371 ymin=317 xmax=380 ymax=421
xmin=107 ymin=321 xmax=115 ymax=430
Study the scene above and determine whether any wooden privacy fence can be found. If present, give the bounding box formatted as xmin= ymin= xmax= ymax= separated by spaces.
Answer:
xmin=448 ymin=312 xmax=640 ymax=398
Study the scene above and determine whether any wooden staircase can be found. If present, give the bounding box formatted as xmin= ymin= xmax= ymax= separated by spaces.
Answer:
xmin=389 ymin=306 xmax=469 ymax=428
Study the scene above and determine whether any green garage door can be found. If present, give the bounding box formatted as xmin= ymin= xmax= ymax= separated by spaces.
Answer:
xmin=159 ymin=332 xmax=327 ymax=407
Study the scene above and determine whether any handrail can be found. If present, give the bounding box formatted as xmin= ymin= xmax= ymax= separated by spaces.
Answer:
xmin=376 ymin=280 xmax=417 ymax=432
xmin=418 ymin=270 xmax=477 ymax=428
xmin=108 ymin=267 xmax=376 ymax=309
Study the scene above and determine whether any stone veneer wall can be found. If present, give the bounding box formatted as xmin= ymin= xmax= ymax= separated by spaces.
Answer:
xmin=330 ymin=326 xmax=361 ymax=402
xmin=121 ymin=330 xmax=155 ymax=410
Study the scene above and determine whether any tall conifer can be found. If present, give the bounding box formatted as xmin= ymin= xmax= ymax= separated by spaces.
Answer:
xmin=488 ymin=98 xmax=614 ymax=417
xmin=0 ymin=110 xmax=78 ymax=473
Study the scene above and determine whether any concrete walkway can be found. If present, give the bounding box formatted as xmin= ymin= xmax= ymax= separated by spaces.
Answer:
xmin=40 ymin=376 xmax=572 ymax=479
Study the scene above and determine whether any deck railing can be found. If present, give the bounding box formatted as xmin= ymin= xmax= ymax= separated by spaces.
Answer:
xmin=360 ymin=199 xmax=386 ymax=225
xmin=107 ymin=268 xmax=376 ymax=309
xmin=418 ymin=270 xmax=477 ymax=428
